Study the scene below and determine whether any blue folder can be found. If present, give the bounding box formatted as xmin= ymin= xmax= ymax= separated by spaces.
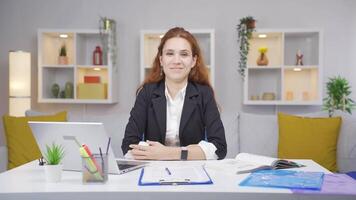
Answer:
xmin=138 ymin=165 xmax=213 ymax=186
xmin=239 ymin=170 xmax=324 ymax=190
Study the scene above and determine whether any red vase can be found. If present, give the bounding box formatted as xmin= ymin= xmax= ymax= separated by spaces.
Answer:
xmin=93 ymin=46 xmax=103 ymax=65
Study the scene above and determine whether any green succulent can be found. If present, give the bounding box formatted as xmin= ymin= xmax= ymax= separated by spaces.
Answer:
xmin=44 ymin=143 xmax=65 ymax=165
xmin=60 ymin=45 xmax=67 ymax=57
xmin=323 ymin=76 xmax=355 ymax=117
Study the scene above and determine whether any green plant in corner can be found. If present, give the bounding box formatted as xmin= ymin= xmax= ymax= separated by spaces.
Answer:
xmin=44 ymin=143 xmax=65 ymax=165
xmin=323 ymin=76 xmax=356 ymax=117
xmin=237 ymin=16 xmax=256 ymax=78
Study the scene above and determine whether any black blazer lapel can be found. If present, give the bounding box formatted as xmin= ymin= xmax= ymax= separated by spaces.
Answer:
xmin=179 ymin=82 xmax=199 ymax=137
xmin=151 ymin=82 xmax=167 ymax=142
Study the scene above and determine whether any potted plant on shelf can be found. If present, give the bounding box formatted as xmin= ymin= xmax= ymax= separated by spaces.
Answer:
xmin=237 ymin=16 xmax=256 ymax=78
xmin=43 ymin=143 xmax=65 ymax=182
xmin=58 ymin=44 xmax=68 ymax=65
xmin=323 ymin=76 xmax=356 ymax=117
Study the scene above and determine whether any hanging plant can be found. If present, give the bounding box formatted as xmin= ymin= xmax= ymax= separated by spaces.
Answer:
xmin=237 ymin=16 xmax=256 ymax=78
xmin=323 ymin=76 xmax=356 ymax=117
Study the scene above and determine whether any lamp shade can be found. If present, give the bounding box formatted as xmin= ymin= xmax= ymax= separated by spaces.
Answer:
xmin=9 ymin=51 xmax=31 ymax=116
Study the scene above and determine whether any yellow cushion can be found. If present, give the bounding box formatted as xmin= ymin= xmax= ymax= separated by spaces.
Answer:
xmin=3 ymin=111 xmax=67 ymax=169
xmin=278 ymin=113 xmax=341 ymax=172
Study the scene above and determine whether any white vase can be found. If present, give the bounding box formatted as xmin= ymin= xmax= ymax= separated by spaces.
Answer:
xmin=44 ymin=164 xmax=63 ymax=182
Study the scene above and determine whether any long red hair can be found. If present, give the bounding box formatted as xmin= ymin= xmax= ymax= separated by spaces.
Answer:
xmin=138 ymin=27 xmax=212 ymax=93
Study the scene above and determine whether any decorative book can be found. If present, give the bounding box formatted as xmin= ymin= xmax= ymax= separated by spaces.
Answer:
xmin=234 ymin=153 xmax=305 ymax=174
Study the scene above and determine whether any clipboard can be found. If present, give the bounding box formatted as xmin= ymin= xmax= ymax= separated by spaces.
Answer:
xmin=138 ymin=165 xmax=213 ymax=186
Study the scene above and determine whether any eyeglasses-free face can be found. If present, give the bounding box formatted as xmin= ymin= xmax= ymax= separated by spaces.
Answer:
xmin=160 ymin=37 xmax=197 ymax=83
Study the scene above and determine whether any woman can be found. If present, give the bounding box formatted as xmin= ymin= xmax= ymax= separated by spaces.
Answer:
xmin=121 ymin=27 xmax=226 ymax=160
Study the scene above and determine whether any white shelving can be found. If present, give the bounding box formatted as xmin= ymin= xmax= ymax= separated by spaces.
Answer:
xmin=38 ymin=29 xmax=118 ymax=104
xmin=244 ymin=29 xmax=322 ymax=105
xmin=140 ymin=29 xmax=215 ymax=87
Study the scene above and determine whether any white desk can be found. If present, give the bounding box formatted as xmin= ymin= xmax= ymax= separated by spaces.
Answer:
xmin=0 ymin=159 xmax=354 ymax=200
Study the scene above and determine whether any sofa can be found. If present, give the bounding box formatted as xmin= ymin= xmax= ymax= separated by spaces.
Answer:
xmin=0 ymin=111 xmax=355 ymax=173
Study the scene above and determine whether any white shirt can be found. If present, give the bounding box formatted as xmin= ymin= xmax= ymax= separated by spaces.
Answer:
xmin=164 ymin=83 xmax=218 ymax=160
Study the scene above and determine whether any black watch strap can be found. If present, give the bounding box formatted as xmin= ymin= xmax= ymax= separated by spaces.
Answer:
xmin=181 ymin=147 xmax=188 ymax=160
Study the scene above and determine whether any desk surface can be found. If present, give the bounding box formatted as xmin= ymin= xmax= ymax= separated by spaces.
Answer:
xmin=0 ymin=159 xmax=354 ymax=200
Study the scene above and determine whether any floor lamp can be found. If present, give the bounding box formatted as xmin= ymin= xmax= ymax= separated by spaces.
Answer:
xmin=9 ymin=51 xmax=31 ymax=117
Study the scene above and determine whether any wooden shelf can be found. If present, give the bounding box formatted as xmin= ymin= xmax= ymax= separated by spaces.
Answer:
xmin=38 ymin=29 xmax=118 ymax=104
xmin=244 ymin=29 xmax=322 ymax=105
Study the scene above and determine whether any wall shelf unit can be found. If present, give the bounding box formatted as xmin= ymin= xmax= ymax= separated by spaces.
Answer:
xmin=38 ymin=29 xmax=118 ymax=104
xmin=243 ymin=29 xmax=322 ymax=105
xmin=140 ymin=29 xmax=215 ymax=87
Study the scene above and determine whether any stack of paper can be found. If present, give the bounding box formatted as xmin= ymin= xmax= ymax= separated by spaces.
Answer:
xmin=205 ymin=153 xmax=305 ymax=175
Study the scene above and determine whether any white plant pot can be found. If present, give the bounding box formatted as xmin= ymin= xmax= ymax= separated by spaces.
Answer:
xmin=44 ymin=164 xmax=63 ymax=182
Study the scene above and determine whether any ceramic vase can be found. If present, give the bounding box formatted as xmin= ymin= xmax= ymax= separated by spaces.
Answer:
xmin=257 ymin=53 xmax=269 ymax=66
xmin=58 ymin=56 xmax=68 ymax=65
xmin=65 ymin=82 xmax=73 ymax=98
xmin=44 ymin=164 xmax=63 ymax=182
xmin=51 ymin=83 xmax=60 ymax=98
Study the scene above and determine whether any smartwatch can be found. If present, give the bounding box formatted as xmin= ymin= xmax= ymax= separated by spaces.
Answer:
xmin=180 ymin=147 xmax=188 ymax=160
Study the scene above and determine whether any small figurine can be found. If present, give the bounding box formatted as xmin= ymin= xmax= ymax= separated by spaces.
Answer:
xmin=296 ymin=49 xmax=303 ymax=66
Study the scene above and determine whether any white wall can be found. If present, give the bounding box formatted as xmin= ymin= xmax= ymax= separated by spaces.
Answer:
xmin=1 ymin=0 xmax=355 ymax=155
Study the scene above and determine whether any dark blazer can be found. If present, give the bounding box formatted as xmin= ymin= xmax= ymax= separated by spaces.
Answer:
xmin=121 ymin=81 xmax=227 ymax=159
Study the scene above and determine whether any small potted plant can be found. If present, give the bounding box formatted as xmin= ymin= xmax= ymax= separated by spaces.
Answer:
xmin=58 ymin=44 xmax=68 ymax=65
xmin=323 ymin=76 xmax=355 ymax=117
xmin=237 ymin=16 xmax=256 ymax=78
xmin=43 ymin=143 xmax=65 ymax=182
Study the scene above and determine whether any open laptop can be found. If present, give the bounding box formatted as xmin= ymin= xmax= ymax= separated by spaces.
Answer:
xmin=29 ymin=121 xmax=148 ymax=175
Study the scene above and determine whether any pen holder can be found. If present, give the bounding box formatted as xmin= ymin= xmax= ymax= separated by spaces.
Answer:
xmin=82 ymin=153 xmax=108 ymax=184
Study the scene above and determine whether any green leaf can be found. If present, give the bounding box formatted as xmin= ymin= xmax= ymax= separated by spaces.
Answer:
xmin=44 ymin=142 xmax=65 ymax=165
xmin=323 ymin=76 xmax=355 ymax=117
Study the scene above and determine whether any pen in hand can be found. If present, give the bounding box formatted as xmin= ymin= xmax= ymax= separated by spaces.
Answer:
xmin=165 ymin=167 xmax=171 ymax=175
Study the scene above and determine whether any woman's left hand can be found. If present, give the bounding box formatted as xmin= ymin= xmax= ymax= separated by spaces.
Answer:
xmin=129 ymin=141 xmax=179 ymax=160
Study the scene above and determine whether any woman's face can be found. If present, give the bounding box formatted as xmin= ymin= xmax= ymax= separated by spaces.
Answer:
xmin=160 ymin=37 xmax=197 ymax=83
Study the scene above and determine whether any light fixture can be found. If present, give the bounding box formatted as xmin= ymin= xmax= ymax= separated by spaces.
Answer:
xmin=293 ymin=67 xmax=302 ymax=72
xmin=159 ymin=34 xmax=164 ymax=39
xmin=59 ymin=34 xmax=68 ymax=38
xmin=9 ymin=51 xmax=31 ymax=116
xmin=258 ymin=34 xmax=267 ymax=38
xmin=93 ymin=67 xmax=101 ymax=71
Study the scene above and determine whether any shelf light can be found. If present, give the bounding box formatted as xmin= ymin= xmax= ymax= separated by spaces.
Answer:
xmin=258 ymin=34 xmax=267 ymax=38
xmin=293 ymin=67 xmax=302 ymax=72
xmin=59 ymin=34 xmax=68 ymax=38
xmin=93 ymin=67 xmax=101 ymax=71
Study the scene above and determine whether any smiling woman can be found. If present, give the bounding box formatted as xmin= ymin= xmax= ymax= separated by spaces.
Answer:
xmin=121 ymin=27 xmax=227 ymax=161
xmin=160 ymin=37 xmax=196 ymax=93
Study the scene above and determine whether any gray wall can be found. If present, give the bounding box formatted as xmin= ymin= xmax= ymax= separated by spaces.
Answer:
xmin=1 ymin=0 xmax=356 ymax=155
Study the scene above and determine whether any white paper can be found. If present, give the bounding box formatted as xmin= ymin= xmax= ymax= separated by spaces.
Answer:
xmin=235 ymin=153 xmax=277 ymax=166
xmin=205 ymin=153 xmax=278 ymax=175
xmin=141 ymin=165 xmax=210 ymax=184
